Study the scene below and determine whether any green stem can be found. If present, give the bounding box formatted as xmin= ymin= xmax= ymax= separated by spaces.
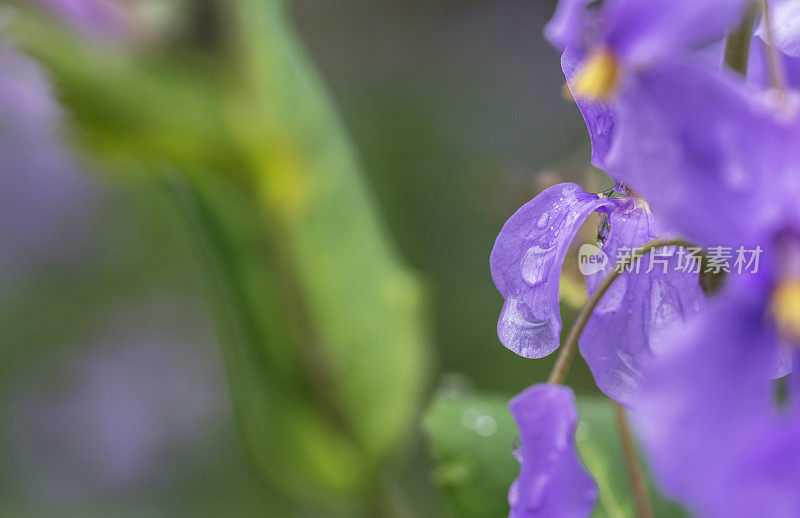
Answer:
xmin=723 ymin=2 xmax=757 ymax=76
xmin=547 ymin=238 xmax=692 ymax=385
xmin=614 ymin=403 xmax=654 ymax=518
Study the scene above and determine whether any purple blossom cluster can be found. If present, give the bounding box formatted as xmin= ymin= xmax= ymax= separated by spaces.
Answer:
xmin=491 ymin=0 xmax=800 ymax=516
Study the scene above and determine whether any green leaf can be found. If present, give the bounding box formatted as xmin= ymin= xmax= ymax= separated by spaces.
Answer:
xmin=424 ymin=391 xmax=688 ymax=518
xmin=11 ymin=0 xmax=432 ymax=509
xmin=423 ymin=389 xmax=519 ymax=518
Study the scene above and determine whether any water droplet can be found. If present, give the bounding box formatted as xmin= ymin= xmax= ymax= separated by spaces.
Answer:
xmin=536 ymin=212 xmax=550 ymax=229
xmin=521 ymin=246 xmax=555 ymax=286
xmin=475 ymin=415 xmax=497 ymax=436
xmin=512 ymin=436 xmax=522 ymax=462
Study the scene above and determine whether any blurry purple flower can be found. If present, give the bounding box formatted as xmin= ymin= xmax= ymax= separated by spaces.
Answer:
xmin=31 ymin=0 xmax=130 ymax=38
xmin=609 ymin=44 xmax=800 ymax=515
xmin=634 ymin=282 xmax=800 ymax=517
xmin=0 ymin=43 xmax=96 ymax=279
xmin=546 ymin=0 xmax=748 ymax=101
xmin=607 ymin=60 xmax=800 ymax=252
xmin=7 ymin=302 xmax=225 ymax=498
xmin=508 ymin=384 xmax=597 ymax=518
xmin=547 ymin=0 xmax=748 ymax=66
xmin=490 ymin=182 xmax=702 ymax=404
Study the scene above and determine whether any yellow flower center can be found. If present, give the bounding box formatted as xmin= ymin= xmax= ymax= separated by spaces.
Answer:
xmin=572 ymin=49 xmax=620 ymax=100
xmin=771 ymin=278 xmax=800 ymax=342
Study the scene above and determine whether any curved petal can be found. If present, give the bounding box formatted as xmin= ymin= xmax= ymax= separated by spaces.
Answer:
xmin=544 ymin=0 xmax=601 ymax=52
xmin=562 ymin=49 xmax=617 ymax=172
xmin=607 ymin=60 xmax=800 ymax=248
xmin=579 ymin=200 xmax=703 ymax=406
xmin=633 ymin=289 xmax=786 ymax=515
xmin=756 ymin=0 xmax=800 ymax=57
xmin=509 ymin=384 xmax=597 ymax=518
xmin=603 ymin=0 xmax=749 ymax=65
xmin=490 ymin=183 xmax=616 ymax=358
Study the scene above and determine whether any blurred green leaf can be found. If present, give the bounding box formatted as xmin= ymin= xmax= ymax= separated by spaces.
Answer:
xmin=10 ymin=0 xmax=432 ymax=510
xmin=423 ymin=391 xmax=688 ymax=518
xmin=423 ymin=391 xmax=518 ymax=518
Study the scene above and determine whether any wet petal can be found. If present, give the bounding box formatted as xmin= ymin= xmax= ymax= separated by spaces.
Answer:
xmin=490 ymin=183 xmax=616 ymax=358
xmin=579 ymin=200 xmax=703 ymax=406
xmin=509 ymin=384 xmax=597 ymax=518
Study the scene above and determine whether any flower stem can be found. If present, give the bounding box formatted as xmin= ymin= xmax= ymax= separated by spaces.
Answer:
xmin=723 ymin=1 xmax=757 ymax=75
xmin=547 ymin=238 xmax=692 ymax=385
xmin=614 ymin=403 xmax=654 ymax=518
xmin=760 ymin=0 xmax=788 ymax=92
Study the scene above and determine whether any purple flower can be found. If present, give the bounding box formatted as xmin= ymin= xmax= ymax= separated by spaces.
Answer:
xmin=508 ymin=384 xmax=597 ymax=517
xmin=0 ymin=43 xmax=96 ymax=283
xmin=31 ymin=0 xmax=130 ymax=38
xmin=546 ymin=0 xmax=749 ymax=98
xmin=634 ymin=280 xmax=800 ymax=516
xmin=607 ymin=60 xmax=800 ymax=251
xmin=607 ymin=61 xmax=798 ymax=376
xmin=608 ymin=43 xmax=800 ymax=515
xmin=490 ymin=182 xmax=702 ymax=404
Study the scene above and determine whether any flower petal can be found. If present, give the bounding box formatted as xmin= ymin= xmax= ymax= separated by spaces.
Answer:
xmin=562 ymin=49 xmax=617 ymax=171
xmin=544 ymin=0 xmax=601 ymax=51
xmin=603 ymin=0 xmax=749 ymax=64
xmin=508 ymin=384 xmax=597 ymax=518
xmin=491 ymin=183 xmax=616 ymax=358
xmin=633 ymin=288 xmax=785 ymax=515
xmin=756 ymin=0 xmax=800 ymax=58
xmin=579 ymin=200 xmax=703 ymax=406
xmin=607 ymin=61 xmax=800 ymax=248
xmin=546 ymin=0 xmax=749 ymax=64
xmin=748 ymin=36 xmax=800 ymax=88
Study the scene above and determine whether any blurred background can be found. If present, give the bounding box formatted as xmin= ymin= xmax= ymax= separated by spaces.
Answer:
xmin=0 ymin=1 xmax=612 ymax=516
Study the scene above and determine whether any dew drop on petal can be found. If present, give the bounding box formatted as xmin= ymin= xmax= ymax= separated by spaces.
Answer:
xmin=536 ymin=212 xmax=550 ymax=229
xmin=521 ymin=246 xmax=555 ymax=286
